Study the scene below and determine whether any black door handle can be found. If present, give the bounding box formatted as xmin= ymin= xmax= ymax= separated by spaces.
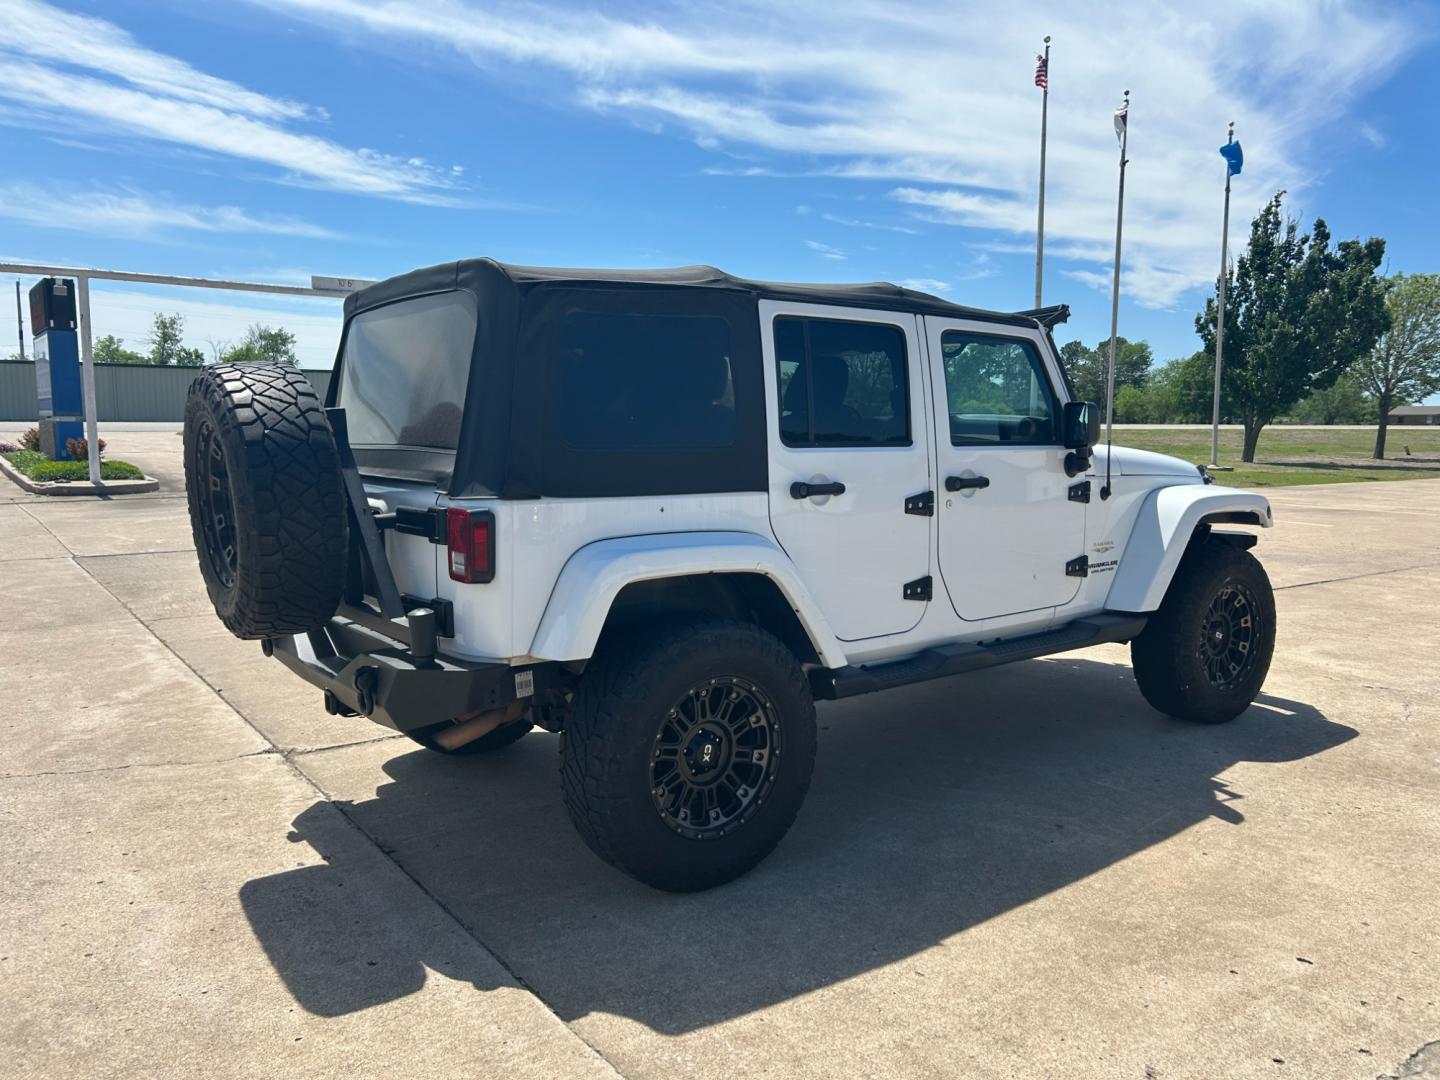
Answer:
xmin=945 ymin=475 xmax=990 ymax=492
xmin=791 ymin=480 xmax=846 ymax=499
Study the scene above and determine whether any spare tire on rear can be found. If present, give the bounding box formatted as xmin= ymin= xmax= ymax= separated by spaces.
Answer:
xmin=183 ymin=364 xmax=348 ymax=640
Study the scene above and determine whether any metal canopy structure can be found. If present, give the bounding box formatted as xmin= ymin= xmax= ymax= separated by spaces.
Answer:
xmin=0 ymin=262 xmax=355 ymax=485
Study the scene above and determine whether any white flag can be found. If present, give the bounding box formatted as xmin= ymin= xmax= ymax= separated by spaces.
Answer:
xmin=1113 ymin=104 xmax=1128 ymax=146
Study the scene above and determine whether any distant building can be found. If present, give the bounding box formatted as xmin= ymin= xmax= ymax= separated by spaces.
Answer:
xmin=1388 ymin=405 xmax=1440 ymax=426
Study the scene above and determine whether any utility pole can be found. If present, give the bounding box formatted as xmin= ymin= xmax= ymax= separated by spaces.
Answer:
xmin=14 ymin=281 xmax=24 ymax=360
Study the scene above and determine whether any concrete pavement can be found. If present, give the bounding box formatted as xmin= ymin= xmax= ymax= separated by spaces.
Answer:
xmin=2 ymin=426 xmax=1438 ymax=1079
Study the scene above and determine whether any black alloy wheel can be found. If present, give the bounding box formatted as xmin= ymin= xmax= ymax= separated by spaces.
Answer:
xmin=1199 ymin=581 xmax=1262 ymax=692
xmin=190 ymin=417 xmax=239 ymax=591
xmin=650 ymin=676 xmax=782 ymax=840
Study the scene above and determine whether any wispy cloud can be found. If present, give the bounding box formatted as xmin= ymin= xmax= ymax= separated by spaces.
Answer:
xmin=821 ymin=212 xmax=919 ymax=235
xmin=0 ymin=0 xmax=459 ymax=203
xmin=0 ymin=183 xmax=338 ymax=240
xmin=804 ymin=240 xmax=847 ymax=261
xmin=249 ymin=0 xmax=1425 ymax=307
xmin=898 ymin=278 xmax=951 ymax=294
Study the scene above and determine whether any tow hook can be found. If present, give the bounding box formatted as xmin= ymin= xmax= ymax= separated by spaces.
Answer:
xmin=353 ymin=666 xmax=380 ymax=717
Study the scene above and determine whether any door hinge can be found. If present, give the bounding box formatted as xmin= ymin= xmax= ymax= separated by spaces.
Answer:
xmin=1068 ymin=480 xmax=1092 ymax=504
xmin=904 ymin=490 xmax=935 ymax=516
xmin=1065 ymin=555 xmax=1089 ymax=578
xmin=903 ymin=575 xmax=933 ymax=601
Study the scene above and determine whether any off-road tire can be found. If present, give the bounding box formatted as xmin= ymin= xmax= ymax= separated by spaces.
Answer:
xmin=561 ymin=619 xmax=817 ymax=892
xmin=1131 ymin=539 xmax=1276 ymax=724
xmin=406 ymin=719 xmax=535 ymax=756
xmin=183 ymin=364 xmax=347 ymax=640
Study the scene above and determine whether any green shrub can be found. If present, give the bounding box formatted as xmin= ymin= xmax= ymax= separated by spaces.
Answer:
xmin=3 ymin=450 xmax=143 ymax=482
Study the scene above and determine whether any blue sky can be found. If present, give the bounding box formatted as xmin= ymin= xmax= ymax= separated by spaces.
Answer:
xmin=1 ymin=0 xmax=1437 ymax=378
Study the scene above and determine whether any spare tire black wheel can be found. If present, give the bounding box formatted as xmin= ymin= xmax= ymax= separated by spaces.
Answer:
xmin=184 ymin=364 xmax=348 ymax=640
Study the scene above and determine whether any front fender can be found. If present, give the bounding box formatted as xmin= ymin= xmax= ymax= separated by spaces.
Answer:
xmin=528 ymin=531 xmax=848 ymax=668
xmin=1105 ymin=484 xmax=1272 ymax=613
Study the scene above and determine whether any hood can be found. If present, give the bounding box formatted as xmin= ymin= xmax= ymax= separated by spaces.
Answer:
xmin=1093 ymin=445 xmax=1205 ymax=479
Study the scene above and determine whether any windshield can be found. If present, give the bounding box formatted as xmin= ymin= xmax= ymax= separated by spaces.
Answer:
xmin=337 ymin=291 xmax=476 ymax=450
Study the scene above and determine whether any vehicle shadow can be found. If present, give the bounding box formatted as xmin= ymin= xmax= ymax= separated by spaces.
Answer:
xmin=240 ymin=652 xmax=1355 ymax=1032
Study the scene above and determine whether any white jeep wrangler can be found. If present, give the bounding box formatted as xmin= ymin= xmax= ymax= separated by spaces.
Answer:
xmin=183 ymin=260 xmax=1276 ymax=892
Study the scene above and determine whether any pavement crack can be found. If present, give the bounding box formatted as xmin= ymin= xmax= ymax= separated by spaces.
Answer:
xmin=0 ymin=747 xmax=281 ymax=781
xmin=1275 ymin=561 xmax=1440 ymax=591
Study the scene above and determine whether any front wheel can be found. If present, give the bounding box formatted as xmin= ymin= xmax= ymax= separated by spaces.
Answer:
xmin=561 ymin=619 xmax=817 ymax=892
xmin=1131 ymin=539 xmax=1276 ymax=724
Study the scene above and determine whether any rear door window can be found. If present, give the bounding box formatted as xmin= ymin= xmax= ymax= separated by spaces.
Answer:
xmin=337 ymin=291 xmax=477 ymax=449
xmin=774 ymin=316 xmax=910 ymax=447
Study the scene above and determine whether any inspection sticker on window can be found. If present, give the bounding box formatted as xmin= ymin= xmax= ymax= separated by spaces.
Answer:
xmin=514 ymin=670 xmax=535 ymax=699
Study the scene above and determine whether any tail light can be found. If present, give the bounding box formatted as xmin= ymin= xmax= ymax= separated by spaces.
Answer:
xmin=446 ymin=508 xmax=495 ymax=583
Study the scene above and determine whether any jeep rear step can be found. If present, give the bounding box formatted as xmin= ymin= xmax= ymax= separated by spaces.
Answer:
xmin=809 ymin=613 xmax=1147 ymax=700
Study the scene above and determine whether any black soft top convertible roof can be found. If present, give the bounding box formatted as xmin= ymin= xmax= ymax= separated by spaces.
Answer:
xmin=343 ymin=258 xmax=1063 ymax=329
xmin=336 ymin=259 xmax=1068 ymax=499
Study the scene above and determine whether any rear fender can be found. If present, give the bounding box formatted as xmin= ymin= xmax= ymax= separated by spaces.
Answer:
xmin=528 ymin=531 xmax=848 ymax=668
xmin=1105 ymin=485 xmax=1272 ymax=612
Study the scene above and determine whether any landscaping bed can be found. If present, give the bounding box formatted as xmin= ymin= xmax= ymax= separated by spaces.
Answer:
xmin=0 ymin=442 xmax=158 ymax=496
xmin=3 ymin=449 xmax=144 ymax=482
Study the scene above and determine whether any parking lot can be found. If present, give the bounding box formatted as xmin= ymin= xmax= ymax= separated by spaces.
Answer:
xmin=2 ymin=424 xmax=1437 ymax=1080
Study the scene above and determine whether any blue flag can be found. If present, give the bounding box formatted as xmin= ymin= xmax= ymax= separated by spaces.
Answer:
xmin=1219 ymin=140 xmax=1243 ymax=176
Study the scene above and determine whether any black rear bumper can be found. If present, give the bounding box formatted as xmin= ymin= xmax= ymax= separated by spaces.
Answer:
xmin=269 ymin=616 xmax=539 ymax=733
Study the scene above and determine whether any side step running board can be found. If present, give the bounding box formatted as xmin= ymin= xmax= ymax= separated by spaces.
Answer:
xmin=810 ymin=613 xmax=1148 ymax=701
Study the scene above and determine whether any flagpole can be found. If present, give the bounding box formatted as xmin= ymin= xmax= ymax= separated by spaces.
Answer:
xmin=1210 ymin=121 xmax=1235 ymax=469
xmin=1101 ymin=89 xmax=1129 ymax=501
xmin=1034 ymin=35 xmax=1051 ymax=308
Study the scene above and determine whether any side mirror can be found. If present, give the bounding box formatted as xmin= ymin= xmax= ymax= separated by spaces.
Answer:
xmin=1062 ymin=401 xmax=1100 ymax=477
xmin=1062 ymin=400 xmax=1101 ymax=450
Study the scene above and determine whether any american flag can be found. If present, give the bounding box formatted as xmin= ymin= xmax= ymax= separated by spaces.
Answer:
xmin=1035 ymin=54 xmax=1048 ymax=91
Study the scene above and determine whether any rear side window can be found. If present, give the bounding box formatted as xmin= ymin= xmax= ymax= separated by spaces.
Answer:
xmin=774 ymin=316 xmax=910 ymax=447
xmin=337 ymin=291 xmax=476 ymax=449
xmin=940 ymin=331 xmax=1058 ymax=445
xmin=555 ymin=311 xmax=736 ymax=450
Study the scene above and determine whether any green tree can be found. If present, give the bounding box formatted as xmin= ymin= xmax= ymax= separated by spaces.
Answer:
xmin=92 ymin=334 xmax=148 ymax=365
xmin=147 ymin=313 xmax=205 ymax=367
xmin=1113 ymin=384 xmax=1146 ymax=422
xmin=1138 ymin=351 xmax=1219 ymax=424
xmin=1349 ymin=273 xmax=1440 ymax=458
xmin=219 ymin=324 xmax=298 ymax=365
xmin=1290 ymin=372 xmax=1373 ymax=425
xmin=1057 ymin=336 xmax=1152 ymax=405
xmin=1196 ymin=191 xmax=1389 ymax=462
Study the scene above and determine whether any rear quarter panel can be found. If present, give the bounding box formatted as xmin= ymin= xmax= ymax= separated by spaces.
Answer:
xmin=437 ymin=493 xmax=775 ymax=662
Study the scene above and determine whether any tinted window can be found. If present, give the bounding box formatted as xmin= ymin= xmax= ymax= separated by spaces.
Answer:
xmin=775 ymin=316 xmax=909 ymax=447
xmin=941 ymin=331 xmax=1057 ymax=445
xmin=555 ymin=311 xmax=736 ymax=450
xmin=338 ymin=291 xmax=476 ymax=450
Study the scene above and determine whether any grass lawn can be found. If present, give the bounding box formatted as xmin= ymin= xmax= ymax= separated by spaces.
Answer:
xmin=3 ymin=449 xmax=145 ymax=483
xmin=1112 ymin=425 xmax=1440 ymax=487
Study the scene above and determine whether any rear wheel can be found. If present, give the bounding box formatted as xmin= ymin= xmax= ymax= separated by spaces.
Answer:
xmin=1131 ymin=539 xmax=1276 ymax=724
xmin=561 ymin=619 xmax=816 ymax=892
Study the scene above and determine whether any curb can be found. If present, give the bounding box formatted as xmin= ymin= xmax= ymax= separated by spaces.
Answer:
xmin=0 ymin=453 xmax=160 ymax=496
